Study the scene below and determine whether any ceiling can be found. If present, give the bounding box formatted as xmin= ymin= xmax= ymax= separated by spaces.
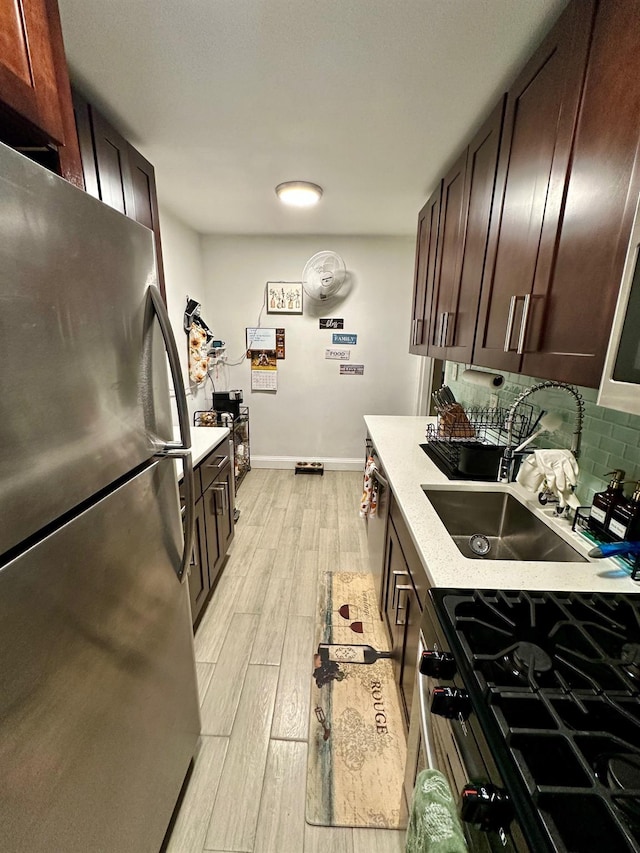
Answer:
xmin=57 ymin=0 xmax=567 ymax=237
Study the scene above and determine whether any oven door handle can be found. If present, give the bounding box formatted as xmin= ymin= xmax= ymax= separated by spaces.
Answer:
xmin=417 ymin=634 xmax=437 ymax=771
xmin=371 ymin=468 xmax=389 ymax=490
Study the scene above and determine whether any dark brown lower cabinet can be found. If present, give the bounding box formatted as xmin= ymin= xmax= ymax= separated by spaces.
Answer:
xmin=202 ymin=454 xmax=234 ymax=585
xmin=182 ymin=439 xmax=235 ymax=628
xmin=382 ymin=497 xmax=426 ymax=725
xmin=188 ymin=497 xmax=209 ymax=623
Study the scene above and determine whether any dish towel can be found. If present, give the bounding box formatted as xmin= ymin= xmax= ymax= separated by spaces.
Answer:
xmin=406 ymin=769 xmax=468 ymax=853
xmin=360 ymin=456 xmax=378 ymax=518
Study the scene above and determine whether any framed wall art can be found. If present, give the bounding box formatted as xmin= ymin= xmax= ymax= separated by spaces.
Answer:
xmin=266 ymin=281 xmax=303 ymax=315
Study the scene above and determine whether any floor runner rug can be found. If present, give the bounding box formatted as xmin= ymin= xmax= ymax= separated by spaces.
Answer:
xmin=306 ymin=571 xmax=407 ymax=829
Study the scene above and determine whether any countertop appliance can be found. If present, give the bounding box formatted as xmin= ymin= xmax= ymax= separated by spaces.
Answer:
xmin=598 ymin=191 xmax=640 ymax=416
xmin=0 ymin=142 xmax=200 ymax=852
xmin=412 ymin=587 xmax=640 ymax=852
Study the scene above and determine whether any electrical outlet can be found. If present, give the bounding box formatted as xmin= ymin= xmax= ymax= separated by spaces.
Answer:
xmin=489 ymin=393 xmax=499 ymax=408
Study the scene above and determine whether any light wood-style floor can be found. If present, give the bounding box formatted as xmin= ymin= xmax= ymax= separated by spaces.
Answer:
xmin=165 ymin=468 xmax=406 ymax=853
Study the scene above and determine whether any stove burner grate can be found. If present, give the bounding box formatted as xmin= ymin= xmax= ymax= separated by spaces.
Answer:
xmin=432 ymin=589 xmax=640 ymax=852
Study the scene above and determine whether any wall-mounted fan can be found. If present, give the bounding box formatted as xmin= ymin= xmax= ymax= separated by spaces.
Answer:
xmin=302 ymin=251 xmax=347 ymax=300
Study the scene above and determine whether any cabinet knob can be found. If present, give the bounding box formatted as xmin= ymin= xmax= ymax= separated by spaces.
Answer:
xmin=430 ymin=686 xmax=471 ymax=720
xmin=420 ymin=649 xmax=456 ymax=680
xmin=461 ymin=783 xmax=513 ymax=832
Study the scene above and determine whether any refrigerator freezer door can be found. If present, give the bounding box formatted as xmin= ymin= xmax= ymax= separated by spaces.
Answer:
xmin=0 ymin=459 xmax=200 ymax=853
xmin=0 ymin=142 xmax=175 ymax=558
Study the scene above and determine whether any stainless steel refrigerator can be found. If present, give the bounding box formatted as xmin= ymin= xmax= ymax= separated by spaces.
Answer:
xmin=0 ymin=141 xmax=201 ymax=852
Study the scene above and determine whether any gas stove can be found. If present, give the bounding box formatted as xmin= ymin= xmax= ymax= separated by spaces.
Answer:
xmin=428 ymin=588 xmax=640 ymax=852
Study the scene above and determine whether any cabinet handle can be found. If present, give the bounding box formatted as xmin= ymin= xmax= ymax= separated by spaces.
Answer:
xmin=413 ymin=318 xmax=423 ymax=346
xmin=504 ymin=295 xmax=517 ymax=352
xmin=412 ymin=318 xmax=417 ymax=346
xmin=395 ymin=585 xmax=412 ymax=626
xmin=442 ymin=311 xmax=452 ymax=348
xmin=207 ymin=454 xmax=229 ymax=469
xmin=437 ymin=312 xmax=446 ymax=348
xmin=517 ymin=293 xmax=532 ymax=355
xmin=392 ymin=570 xmax=410 ymax=609
xmin=212 ymin=483 xmax=228 ymax=516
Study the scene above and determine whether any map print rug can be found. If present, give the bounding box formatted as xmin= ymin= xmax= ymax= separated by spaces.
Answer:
xmin=306 ymin=572 xmax=408 ymax=829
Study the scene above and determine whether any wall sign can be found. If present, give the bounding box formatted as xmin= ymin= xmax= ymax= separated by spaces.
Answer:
xmin=319 ymin=318 xmax=344 ymax=329
xmin=325 ymin=348 xmax=351 ymax=360
xmin=332 ymin=333 xmax=357 ymax=345
xmin=340 ymin=364 xmax=364 ymax=375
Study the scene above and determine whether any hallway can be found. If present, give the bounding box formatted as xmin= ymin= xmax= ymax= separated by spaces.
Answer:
xmin=165 ymin=468 xmax=406 ymax=853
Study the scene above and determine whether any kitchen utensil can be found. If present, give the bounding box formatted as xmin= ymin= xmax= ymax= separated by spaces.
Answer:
xmin=514 ymin=412 xmax=563 ymax=452
xmin=431 ymin=385 xmax=457 ymax=414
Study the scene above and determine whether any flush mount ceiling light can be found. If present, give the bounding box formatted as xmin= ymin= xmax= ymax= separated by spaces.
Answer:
xmin=275 ymin=181 xmax=323 ymax=207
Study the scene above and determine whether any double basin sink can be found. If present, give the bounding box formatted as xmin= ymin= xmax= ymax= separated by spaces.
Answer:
xmin=423 ymin=487 xmax=586 ymax=563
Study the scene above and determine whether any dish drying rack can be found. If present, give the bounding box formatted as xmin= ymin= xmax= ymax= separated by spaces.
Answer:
xmin=425 ymin=403 xmax=535 ymax=473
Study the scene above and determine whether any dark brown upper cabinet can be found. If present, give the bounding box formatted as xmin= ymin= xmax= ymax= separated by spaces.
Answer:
xmin=73 ymin=89 xmax=166 ymax=300
xmin=0 ymin=0 xmax=83 ymax=184
xmin=0 ymin=0 xmax=65 ymax=143
xmin=473 ymin=0 xmax=597 ymax=375
xmin=427 ymin=150 xmax=468 ymax=359
xmin=519 ymin=0 xmax=640 ymax=388
xmin=409 ymin=187 xmax=441 ymax=355
xmin=427 ymin=97 xmax=505 ymax=363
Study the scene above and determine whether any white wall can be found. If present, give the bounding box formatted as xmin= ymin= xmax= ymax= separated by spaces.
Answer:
xmin=200 ymin=235 xmax=421 ymax=466
xmin=159 ymin=206 xmax=210 ymax=420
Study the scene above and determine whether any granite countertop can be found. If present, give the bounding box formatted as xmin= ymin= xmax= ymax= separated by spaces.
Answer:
xmin=174 ymin=425 xmax=230 ymax=480
xmin=364 ymin=415 xmax=640 ymax=594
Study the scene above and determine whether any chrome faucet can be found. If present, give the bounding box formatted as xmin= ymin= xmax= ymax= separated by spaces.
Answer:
xmin=498 ymin=381 xmax=585 ymax=483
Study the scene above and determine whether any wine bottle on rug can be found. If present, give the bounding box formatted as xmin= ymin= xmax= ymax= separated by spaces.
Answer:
xmin=318 ymin=643 xmax=392 ymax=665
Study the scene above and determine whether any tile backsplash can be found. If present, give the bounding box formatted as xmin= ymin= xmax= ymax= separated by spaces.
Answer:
xmin=444 ymin=363 xmax=640 ymax=507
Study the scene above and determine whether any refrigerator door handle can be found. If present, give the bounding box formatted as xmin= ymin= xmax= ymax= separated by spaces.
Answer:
xmin=148 ymin=284 xmax=194 ymax=583
xmin=149 ymin=284 xmax=191 ymax=454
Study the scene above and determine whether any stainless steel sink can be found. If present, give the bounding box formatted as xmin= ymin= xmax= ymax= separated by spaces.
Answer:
xmin=423 ymin=488 xmax=587 ymax=562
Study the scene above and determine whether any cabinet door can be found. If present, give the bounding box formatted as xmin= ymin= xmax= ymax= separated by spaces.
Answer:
xmin=73 ymin=92 xmax=167 ymax=300
xmin=428 ymin=150 xmax=468 ymax=359
xmin=383 ymin=521 xmax=410 ymax=669
xmin=0 ymin=0 xmax=64 ymax=143
xmin=409 ymin=187 xmax=441 ymax=355
xmin=214 ymin=456 xmax=235 ymax=563
xmin=91 ymin=107 xmax=135 ymax=216
xmin=521 ymin=0 xmax=640 ymax=388
xmin=187 ymin=497 xmax=210 ymax=626
xmin=473 ymin=1 xmax=596 ymax=372
xmin=202 ymin=481 xmax=222 ymax=586
xmin=398 ymin=581 xmax=420 ymax=724
xmin=127 ymin=144 xmax=167 ymax=300
xmin=446 ymin=97 xmax=505 ymax=364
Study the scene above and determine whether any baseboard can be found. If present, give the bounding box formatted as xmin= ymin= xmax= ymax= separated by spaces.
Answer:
xmin=251 ymin=455 xmax=363 ymax=471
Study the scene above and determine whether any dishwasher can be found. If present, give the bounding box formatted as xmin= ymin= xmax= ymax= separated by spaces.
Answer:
xmin=364 ymin=437 xmax=390 ymax=613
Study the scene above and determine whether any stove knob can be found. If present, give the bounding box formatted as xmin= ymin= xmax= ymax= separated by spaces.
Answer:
xmin=430 ymin=686 xmax=471 ymax=720
xmin=461 ymin=783 xmax=513 ymax=832
xmin=420 ymin=649 xmax=457 ymax=680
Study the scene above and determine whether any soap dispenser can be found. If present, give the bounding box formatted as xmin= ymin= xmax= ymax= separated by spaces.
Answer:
xmin=588 ymin=470 xmax=626 ymax=536
xmin=607 ymin=481 xmax=640 ymax=541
